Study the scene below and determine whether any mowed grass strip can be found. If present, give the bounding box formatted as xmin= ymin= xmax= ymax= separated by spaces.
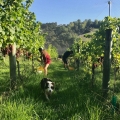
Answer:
xmin=0 ymin=57 xmax=120 ymax=120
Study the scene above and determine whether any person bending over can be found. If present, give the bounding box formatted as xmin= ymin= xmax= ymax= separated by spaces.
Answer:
xmin=62 ymin=50 xmax=73 ymax=69
xmin=39 ymin=47 xmax=51 ymax=76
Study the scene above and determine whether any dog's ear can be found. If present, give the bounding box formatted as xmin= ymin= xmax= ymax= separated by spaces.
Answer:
xmin=45 ymin=83 xmax=48 ymax=89
xmin=44 ymin=78 xmax=48 ymax=81
xmin=52 ymin=82 xmax=55 ymax=86
xmin=47 ymin=78 xmax=52 ymax=82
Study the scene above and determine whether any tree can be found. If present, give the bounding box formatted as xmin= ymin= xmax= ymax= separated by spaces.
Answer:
xmin=47 ymin=44 xmax=58 ymax=59
xmin=0 ymin=0 xmax=45 ymax=89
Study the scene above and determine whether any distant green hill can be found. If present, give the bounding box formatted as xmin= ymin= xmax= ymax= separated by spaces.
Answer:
xmin=78 ymin=28 xmax=98 ymax=41
xmin=41 ymin=19 xmax=101 ymax=54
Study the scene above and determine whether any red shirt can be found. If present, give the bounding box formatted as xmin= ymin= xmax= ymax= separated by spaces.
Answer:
xmin=43 ymin=53 xmax=51 ymax=64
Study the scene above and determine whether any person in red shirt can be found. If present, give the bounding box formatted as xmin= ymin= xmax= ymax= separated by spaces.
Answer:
xmin=39 ymin=47 xmax=51 ymax=76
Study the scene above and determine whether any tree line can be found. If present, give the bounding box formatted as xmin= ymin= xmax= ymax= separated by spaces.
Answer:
xmin=41 ymin=19 xmax=102 ymax=54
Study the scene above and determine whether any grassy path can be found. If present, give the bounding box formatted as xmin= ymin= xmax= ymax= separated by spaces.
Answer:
xmin=0 ymin=59 xmax=120 ymax=119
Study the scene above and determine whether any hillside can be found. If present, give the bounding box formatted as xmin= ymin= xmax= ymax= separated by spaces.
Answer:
xmin=41 ymin=19 xmax=101 ymax=54
xmin=78 ymin=28 xmax=98 ymax=41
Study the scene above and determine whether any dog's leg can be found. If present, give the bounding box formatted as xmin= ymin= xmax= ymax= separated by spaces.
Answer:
xmin=45 ymin=92 xmax=49 ymax=100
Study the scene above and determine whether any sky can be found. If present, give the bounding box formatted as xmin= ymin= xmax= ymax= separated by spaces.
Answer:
xmin=29 ymin=0 xmax=120 ymax=25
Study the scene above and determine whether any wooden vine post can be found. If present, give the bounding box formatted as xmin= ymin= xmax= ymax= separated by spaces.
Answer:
xmin=9 ymin=43 xmax=16 ymax=90
xmin=102 ymin=29 xmax=112 ymax=98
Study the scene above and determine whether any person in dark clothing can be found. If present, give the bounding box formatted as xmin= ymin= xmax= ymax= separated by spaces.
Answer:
xmin=62 ymin=50 xmax=73 ymax=69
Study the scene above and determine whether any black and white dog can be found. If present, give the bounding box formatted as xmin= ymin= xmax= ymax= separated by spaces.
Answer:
xmin=40 ymin=78 xmax=55 ymax=100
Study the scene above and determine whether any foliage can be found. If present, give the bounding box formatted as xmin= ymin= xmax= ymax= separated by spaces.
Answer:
xmin=47 ymin=44 xmax=58 ymax=59
xmin=72 ymin=17 xmax=120 ymax=63
xmin=41 ymin=19 xmax=102 ymax=54
xmin=88 ymin=17 xmax=120 ymax=63
xmin=0 ymin=0 xmax=48 ymax=90
xmin=0 ymin=0 xmax=45 ymax=54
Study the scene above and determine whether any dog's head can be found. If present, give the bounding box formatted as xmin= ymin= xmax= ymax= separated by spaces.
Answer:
xmin=45 ymin=80 xmax=54 ymax=94
xmin=41 ymin=78 xmax=55 ymax=94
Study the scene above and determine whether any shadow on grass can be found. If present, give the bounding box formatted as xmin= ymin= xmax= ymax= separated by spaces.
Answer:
xmin=2 ymin=60 xmax=120 ymax=119
xmin=37 ymin=66 xmax=105 ymax=119
xmin=0 ymin=71 xmax=10 ymax=94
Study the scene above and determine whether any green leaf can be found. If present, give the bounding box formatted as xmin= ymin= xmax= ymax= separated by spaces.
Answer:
xmin=0 ymin=26 xmax=2 ymax=33
xmin=10 ymin=27 xmax=15 ymax=34
xmin=10 ymin=36 xmax=14 ymax=41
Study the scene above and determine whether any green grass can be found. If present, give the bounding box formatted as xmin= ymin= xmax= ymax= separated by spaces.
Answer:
xmin=0 ymin=57 xmax=120 ymax=120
